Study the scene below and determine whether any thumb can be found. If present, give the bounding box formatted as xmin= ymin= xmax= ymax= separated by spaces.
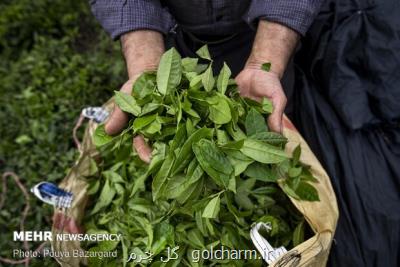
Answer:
xmin=133 ymin=135 xmax=152 ymax=164
xmin=105 ymin=80 xmax=136 ymax=135
xmin=104 ymin=104 xmax=129 ymax=135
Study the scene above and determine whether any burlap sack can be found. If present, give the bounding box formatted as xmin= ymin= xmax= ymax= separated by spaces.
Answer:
xmin=51 ymin=100 xmax=338 ymax=267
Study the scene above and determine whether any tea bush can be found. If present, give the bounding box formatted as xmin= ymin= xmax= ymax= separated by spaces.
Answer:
xmin=0 ymin=1 xmax=125 ymax=266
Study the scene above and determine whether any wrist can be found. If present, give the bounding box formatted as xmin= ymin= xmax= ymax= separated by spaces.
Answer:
xmin=245 ymin=59 xmax=284 ymax=78
xmin=121 ymin=30 xmax=164 ymax=79
xmin=246 ymin=20 xmax=299 ymax=79
xmin=127 ymin=64 xmax=158 ymax=80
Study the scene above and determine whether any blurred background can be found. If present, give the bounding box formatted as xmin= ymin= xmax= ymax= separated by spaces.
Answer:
xmin=0 ymin=1 xmax=125 ymax=266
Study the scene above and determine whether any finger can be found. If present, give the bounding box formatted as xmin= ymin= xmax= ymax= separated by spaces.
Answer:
xmin=104 ymin=104 xmax=129 ymax=135
xmin=105 ymin=80 xmax=135 ymax=135
xmin=267 ymin=93 xmax=286 ymax=133
xmin=236 ymin=74 xmax=251 ymax=98
xmin=133 ymin=135 xmax=152 ymax=164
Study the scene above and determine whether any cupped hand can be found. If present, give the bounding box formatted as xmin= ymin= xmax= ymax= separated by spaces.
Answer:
xmin=235 ymin=67 xmax=287 ymax=133
xmin=105 ymin=79 xmax=136 ymax=135
xmin=105 ymin=77 xmax=152 ymax=163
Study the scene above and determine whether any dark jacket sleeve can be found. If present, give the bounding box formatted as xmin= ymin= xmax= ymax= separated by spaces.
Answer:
xmin=245 ymin=0 xmax=325 ymax=35
xmin=90 ymin=0 xmax=173 ymax=40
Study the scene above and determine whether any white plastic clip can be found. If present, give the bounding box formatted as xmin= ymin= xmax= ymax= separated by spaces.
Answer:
xmin=30 ymin=182 xmax=73 ymax=209
xmin=81 ymin=107 xmax=109 ymax=123
xmin=250 ymin=222 xmax=287 ymax=265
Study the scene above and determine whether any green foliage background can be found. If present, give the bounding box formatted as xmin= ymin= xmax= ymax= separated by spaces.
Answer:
xmin=0 ymin=1 xmax=125 ymax=266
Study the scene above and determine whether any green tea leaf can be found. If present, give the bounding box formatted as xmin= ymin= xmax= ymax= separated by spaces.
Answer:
xmin=121 ymin=238 xmax=128 ymax=267
xmin=114 ymin=91 xmax=141 ymax=116
xmin=143 ymin=118 xmax=162 ymax=135
xmin=152 ymin=222 xmax=174 ymax=255
xmin=87 ymin=180 xmax=100 ymax=195
xmin=171 ymin=127 xmax=213 ymax=175
xmin=133 ymin=114 xmax=157 ymax=131
xmin=93 ymin=124 xmax=113 ymax=147
xmin=182 ymin=58 xmax=199 ymax=72
xmin=127 ymin=198 xmax=152 ymax=214
xmin=292 ymin=145 xmax=301 ymax=166
xmin=130 ymin=145 xmax=166 ymax=197
xmin=225 ymin=150 xmax=253 ymax=176
xmin=244 ymin=162 xmax=278 ymax=182
xmin=245 ymin=108 xmax=268 ymax=136
xmin=226 ymin=122 xmax=247 ymax=141
xmin=299 ymin=167 xmax=319 ymax=183
xmin=177 ymin=178 xmax=204 ymax=204
xmin=140 ymin=103 xmax=162 ymax=116
xmin=216 ymin=129 xmax=230 ymax=145
xmin=280 ymin=181 xmax=299 ymax=200
xmin=207 ymin=95 xmax=232 ymax=124
xmin=184 ymin=162 xmax=204 ymax=185
xmin=196 ymin=211 xmax=207 ymax=236
xmin=224 ymin=193 xmax=243 ymax=223
xmin=184 ymin=71 xmax=198 ymax=81
xmin=292 ymin=220 xmax=305 ymax=246
xmin=235 ymin=179 xmax=256 ymax=209
xmin=196 ymin=63 xmax=209 ymax=73
xmin=193 ymin=139 xmax=233 ymax=189
xmin=91 ymin=179 xmax=116 ymax=214
xmin=289 ymin=166 xmax=302 ymax=178
xmin=164 ymin=174 xmax=187 ymax=199
xmin=182 ymin=98 xmax=201 ymax=119
xmin=235 ymin=191 xmax=254 ymax=210
xmin=157 ymin=48 xmax=182 ymax=95
xmin=170 ymin=123 xmax=187 ymax=153
xmin=202 ymin=195 xmax=220 ymax=219
xmin=98 ymin=239 xmax=119 ymax=251
xmin=217 ymin=62 xmax=231 ymax=94
xmin=187 ymin=229 xmax=205 ymax=248
xmin=295 ymin=182 xmax=320 ymax=201
xmin=196 ymin=45 xmax=211 ymax=61
xmin=228 ymin=176 xmax=237 ymax=193
xmin=189 ymin=74 xmax=202 ymax=90
xmin=261 ymin=62 xmax=271 ymax=72
xmin=202 ymin=64 xmax=215 ymax=92
xmin=103 ymin=170 xmax=125 ymax=184
xmin=261 ymin=97 xmax=273 ymax=114
xmin=250 ymin=131 xmax=288 ymax=145
xmin=278 ymin=159 xmax=291 ymax=174
xmin=152 ymin=154 xmax=175 ymax=200
xmin=241 ymin=139 xmax=287 ymax=164
xmin=133 ymin=72 xmax=156 ymax=99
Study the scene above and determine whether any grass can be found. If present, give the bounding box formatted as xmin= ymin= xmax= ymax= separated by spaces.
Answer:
xmin=0 ymin=1 xmax=125 ymax=266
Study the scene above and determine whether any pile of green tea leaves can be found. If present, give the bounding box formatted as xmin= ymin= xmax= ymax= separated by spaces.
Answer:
xmin=84 ymin=46 xmax=319 ymax=266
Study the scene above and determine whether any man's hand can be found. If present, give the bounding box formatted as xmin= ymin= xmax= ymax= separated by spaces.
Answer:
xmin=105 ymin=78 xmax=153 ymax=164
xmin=238 ymin=20 xmax=299 ymax=133
xmin=104 ymin=30 xmax=164 ymax=136
xmin=236 ymin=68 xmax=286 ymax=133
xmin=104 ymin=30 xmax=164 ymax=162
xmin=105 ymin=79 xmax=136 ymax=135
